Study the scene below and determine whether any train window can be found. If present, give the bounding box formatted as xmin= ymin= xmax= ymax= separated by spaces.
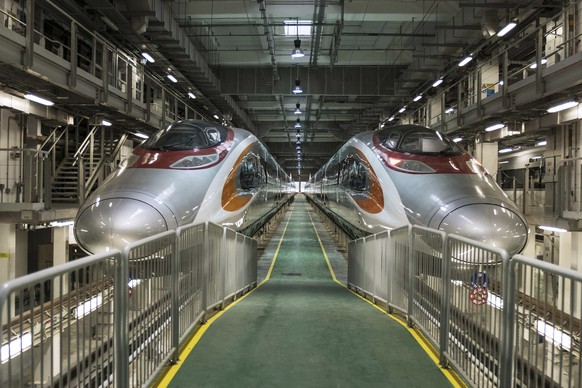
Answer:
xmin=341 ymin=159 xmax=367 ymax=191
xmin=142 ymin=120 xmax=228 ymax=151
xmin=378 ymin=126 xmax=462 ymax=155
xmin=240 ymin=159 xmax=256 ymax=190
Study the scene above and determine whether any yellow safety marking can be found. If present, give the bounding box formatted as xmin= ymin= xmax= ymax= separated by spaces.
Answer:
xmin=157 ymin=202 xmax=295 ymax=387
xmin=307 ymin=211 xmax=467 ymax=388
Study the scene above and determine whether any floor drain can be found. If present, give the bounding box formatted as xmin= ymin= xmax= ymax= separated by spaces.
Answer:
xmin=281 ymin=272 xmax=302 ymax=276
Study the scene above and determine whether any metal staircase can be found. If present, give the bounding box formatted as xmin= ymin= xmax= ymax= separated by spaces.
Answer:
xmin=42 ymin=124 xmax=128 ymax=205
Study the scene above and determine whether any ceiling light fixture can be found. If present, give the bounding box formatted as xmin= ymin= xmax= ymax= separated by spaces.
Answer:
xmin=547 ymin=100 xmax=579 ymax=113
xmin=529 ymin=58 xmax=547 ymax=69
xmin=24 ymin=94 xmax=54 ymax=106
xmin=188 ymin=91 xmax=196 ymax=99
xmin=398 ymin=106 xmax=406 ymax=113
xmin=294 ymin=103 xmax=302 ymax=114
xmin=458 ymin=55 xmax=473 ymax=67
xmin=445 ymin=107 xmax=455 ymax=114
xmin=291 ymin=40 xmax=304 ymax=59
xmin=413 ymin=94 xmax=422 ymax=102
xmin=432 ymin=78 xmax=444 ymax=87
xmin=499 ymin=147 xmax=513 ymax=153
xmin=539 ymin=225 xmax=567 ymax=233
xmin=101 ymin=119 xmax=112 ymax=126
xmin=167 ymin=74 xmax=178 ymax=83
xmin=497 ymin=20 xmax=517 ymax=37
xmin=295 ymin=118 xmax=302 ymax=128
xmin=141 ymin=52 xmax=155 ymax=63
xmin=292 ymin=79 xmax=303 ymax=94
xmin=453 ymin=137 xmax=462 ymax=142
xmin=388 ymin=116 xmax=395 ymax=122
xmin=485 ymin=123 xmax=505 ymax=132
xmin=536 ymin=140 xmax=547 ymax=147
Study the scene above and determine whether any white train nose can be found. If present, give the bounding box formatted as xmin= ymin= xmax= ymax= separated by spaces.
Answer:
xmin=74 ymin=198 xmax=169 ymax=253
xmin=438 ymin=204 xmax=528 ymax=256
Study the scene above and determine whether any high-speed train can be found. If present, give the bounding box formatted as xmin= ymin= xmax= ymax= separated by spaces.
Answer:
xmin=74 ymin=119 xmax=293 ymax=254
xmin=304 ymin=124 xmax=528 ymax=256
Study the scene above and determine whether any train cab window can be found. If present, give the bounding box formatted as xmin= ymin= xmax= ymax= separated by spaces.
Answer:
xmin=378 ymin=125 xmax=462 ymax=155
xmin=342 ymin=159 xmax=367 ymax=191
xmin=142 ymin=120 xmax=228 ymax=151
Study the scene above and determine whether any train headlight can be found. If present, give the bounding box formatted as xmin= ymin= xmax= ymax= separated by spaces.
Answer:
xmin=466 ymin=159 xmax=486 ymax=174
xmin=170 ymin=154 xmax=219 ymax=169
xmin=388 ymin=157 xmax=435 ymax=173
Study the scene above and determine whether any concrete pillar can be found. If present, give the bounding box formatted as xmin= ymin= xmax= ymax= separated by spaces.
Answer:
xmin=51 ymin=226 xmax=69 ymax=296
xmin=473 ymin=141 xmax=498 ymax=178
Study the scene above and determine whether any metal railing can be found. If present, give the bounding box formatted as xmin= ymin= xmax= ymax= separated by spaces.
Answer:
xmin=348 ymin=226 xmax=581 ymax=387
xmin=0 ymin=222 xmax=257 ymax=387
xmin=0 ymin=148 xmax=50 ymax=206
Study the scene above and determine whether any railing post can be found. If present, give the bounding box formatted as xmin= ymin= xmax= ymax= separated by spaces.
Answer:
xmin=115 ymin=249 xmax=130 ymax=387
xmin=43 ymin=157 xmax=52 ymax=210
xmin=499 ymin=257 xmax=516 ymax=387
xmin=202 ymin=222 xmax=209 ymax=322
xmin=171 ymin=228 xmax=181 ymax=363
xmin=439 ymin=236 xmax=451 ymax=366
xmin=407 ymin=225 xmax=414 ymax=327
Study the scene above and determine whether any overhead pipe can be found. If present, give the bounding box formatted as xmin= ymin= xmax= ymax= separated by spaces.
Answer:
xmin=258 ymin=0 xmax=279 ymax=81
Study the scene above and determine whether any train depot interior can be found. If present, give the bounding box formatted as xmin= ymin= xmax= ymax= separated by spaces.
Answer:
xmin=0 ymin=0 xmax=581 ymax=387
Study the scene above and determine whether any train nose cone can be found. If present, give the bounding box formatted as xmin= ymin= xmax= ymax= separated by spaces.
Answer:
xmin=438 ymin=204 xmax=528 ymax=256
xmin=74 ymin=198 xmax=169 ymax=253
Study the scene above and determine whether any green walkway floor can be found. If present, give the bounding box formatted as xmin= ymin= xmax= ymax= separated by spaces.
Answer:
xmin=162 ymin=196 xmax=458 ymax=387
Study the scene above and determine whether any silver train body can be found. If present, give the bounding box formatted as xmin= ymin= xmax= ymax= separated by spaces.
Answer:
xmin=305 ymin=124 xmax=529 ymax=258
xmin=74 ymin=120 xmax=293 ymax=254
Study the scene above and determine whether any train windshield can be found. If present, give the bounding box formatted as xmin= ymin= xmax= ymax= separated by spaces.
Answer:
xmin=378 ymin=125 xmax=462 ymax=155
xmin=142 ymin=121 xmax=229 ymax=151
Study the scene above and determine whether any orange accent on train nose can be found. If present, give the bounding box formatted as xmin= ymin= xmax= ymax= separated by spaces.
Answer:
xmin=352 ymin=150 xmax=384 ymax=214
xmin=221 ymin=143 xmax=254 ymax=211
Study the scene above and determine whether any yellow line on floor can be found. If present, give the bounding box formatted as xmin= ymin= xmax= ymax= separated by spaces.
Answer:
xmin=156 ymin=203 xmax=295 ymax=387
xmin=307 ymin=210 xmax=467 ymax=388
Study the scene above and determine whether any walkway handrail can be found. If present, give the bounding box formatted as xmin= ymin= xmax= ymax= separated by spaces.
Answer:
xmin=0 ymin=222 xmax=257 ymax=387
xmin=348 ymin=226 xmax=581 ymax=388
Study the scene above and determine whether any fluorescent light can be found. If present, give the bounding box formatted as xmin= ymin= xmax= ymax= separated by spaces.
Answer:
xmin=24 ymin=94 xmax=54 ymax=106
xmin=141 ymin=52 xmax=155 ymax=63
xmin=388 ymin=116 xmax=395 ymax=122
xmin=499 ymin=161 xmax=509 ymax=164
xmin=485 ymin=123 xmax=504 ymax=132
xmin=432 ymin=78 xmax=443 ymax=87
xmin=539 ymin=225 xmax=567 ymax=233
xmin=1 ymin=333 xmax=32 ymax=363
xmin=188 ymin=92 xmax=196 ymax=99
xmin=497 ymin=21 xmax=517 ymax=37
xmin=50 ymin=220 xmax=74 ymax=227
xmin=101 ymin=119 xmax=112 ymax=126
xmin=458 ymin=55 xmax=473 ymax=67
xmin=213 ymin=114 xmax=220 ymax=119
xmin=535 ymin=320 xmax=572 ymax=350
xmin=445 ymin=107 xmax=454 ymax=114
xmin=167 ymin=74 xmax=178 ymax=83
xmin=547 ymin=100 xmax=578 ymax=113
xmin=133 ymin=132 xmax=149 ymax=139
xmin=529 ymin=58 xmax=547 ymax=69
xmin=73 ymin=295 xmax=103 ymax=319
xmin=453 ymin=137 xmax=462 ymax=143
xmin=413 ymin=94 xmax=422 ymax=102
xmin=398 ymin=106 xmax=406 ymax=113
xmin=499 ymin=147 xmax=513 ymax=153
xmin=536 ymin=140 xmax=547 ymax=147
